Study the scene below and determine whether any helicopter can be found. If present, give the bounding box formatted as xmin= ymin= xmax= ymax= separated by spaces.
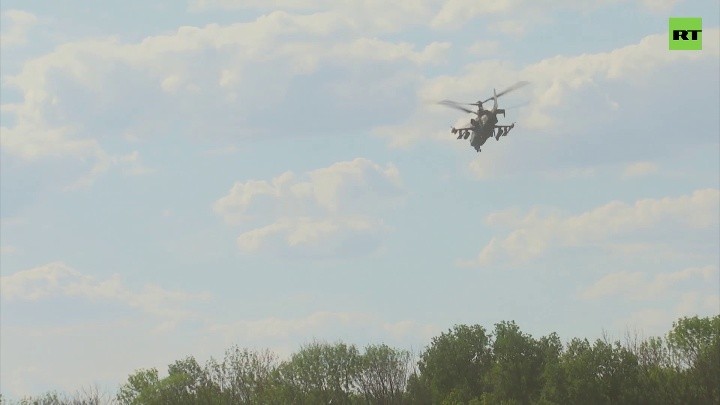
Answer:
xmin=438 ymin=81 xmax=529 ymax=152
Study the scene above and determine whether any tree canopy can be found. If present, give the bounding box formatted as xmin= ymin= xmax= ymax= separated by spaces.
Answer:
xmin=5 ymin=315 xmax=718 ymax=405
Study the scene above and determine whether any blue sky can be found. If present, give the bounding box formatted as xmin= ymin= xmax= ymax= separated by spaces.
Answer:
xmin=1 ymin=0 xmax=719 ymax=398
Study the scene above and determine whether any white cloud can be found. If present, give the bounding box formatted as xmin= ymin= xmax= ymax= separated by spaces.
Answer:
xmin=64 ymin=151 xmax=153 ymax=190
xmin=580 ymin=265 xmax=718 ymax=300
xmin=488 ymin=19 xmax=525 ymax=37
xmin=704 ymin=294 xmax=720 ymax=311
xmin=458 ymin=188 xmax=719 ymax=267
xmin=622 ymin=161 xmax=658 ymax=178
xmin=618 ymin=308 xmax=675 ymax=336
xmin=214 ymin=158 xmax=403 ymax=257
xmin=0 ymin=89 xmax=149 ymax=189
xmin=379 ymin=28 xmax=719 ymax=149
xmin=0 ymin=13 xmax=449 ymax=187
xmin=467 ymin=40 xmax=500 ymax=56
xmin=191 ymin=0 xmax=671 ymax=34
xmin=582 ymin=263 xmax=719 ymax=337
xmin=205 ymin=310 xmax=439 ymax=351
xmin=330 ymin=38 xmax=451 ymax=65
xmin=580 ymin=271 xmax=646 ymax=300
xmin=430 ymin=0 xmax=514 ymax=29
xmin=617 ymin=290 xmax=720 ymax=337
xmin=190 ymin=0 xmax=437 ymax=34
xmin=5 ymin=6 xmax=707 ymax=186
xmin=0 ymin=245 xmax=18 ymax=255
xmin=0 ymin=262 xmax=211 ymax=324
xmin=1 ymin=16 xmax=332 ymax=163
xmin=0 ymin=10 xmax=38 ymax=47
xmin=215 ymin=158 xmax=403 ymax=219
xmin=235 ymin=216 xmax=388 ymax=254
xmin=638 ymin=0 xmax=679 ymax=12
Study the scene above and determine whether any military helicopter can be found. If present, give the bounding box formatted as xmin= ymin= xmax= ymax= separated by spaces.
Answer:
xmin=438 ymin=81 xmax=529 ymax=152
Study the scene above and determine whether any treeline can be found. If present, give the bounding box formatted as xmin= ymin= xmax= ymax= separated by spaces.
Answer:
xmin=5 ymin=315 xmax=718 ymax=404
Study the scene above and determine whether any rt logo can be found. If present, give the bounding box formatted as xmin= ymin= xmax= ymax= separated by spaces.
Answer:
xmin=669 ymin=17 xmax=702 ymax=50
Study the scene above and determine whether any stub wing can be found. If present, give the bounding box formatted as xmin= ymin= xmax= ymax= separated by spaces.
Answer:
xmin=451 ymin=126 xmax=473 ymax=133
xmin=451 ymin=127 xmax=473 ymax=139
xmin=494 ymin=123 xmax=515 ymax=139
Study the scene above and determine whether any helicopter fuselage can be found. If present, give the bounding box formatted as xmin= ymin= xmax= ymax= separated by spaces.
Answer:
xmin=442 ymin=81 xmax=526 ymax=152
xmin=468 ymin=111 xmax=498 ymax=150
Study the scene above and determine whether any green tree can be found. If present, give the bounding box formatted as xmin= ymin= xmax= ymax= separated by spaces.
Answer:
xmin=536 ymin=332 xmax=567 ymax=405
xmin=206 ymin=346 xmax=278 ymax=404
xmin=14 ymin=314 xmax=720 ymax=405
xmin=164 ymin=356 xmax=220 ymax=404
xmin=415 ymin=324 xmax=493 ymax=403
xmin=667 ymin=315 xmax=720 ymax=403
xmin=560 ymin=338 xmax=642 ymax=404
xmin=356 ymin=344 xmax=412 ymax=404
xmin=116 ymin=358 xmax=221 ymax=404
xmin=276 ymin=341 xmax=360 ymax=404
xmin=486 ymin=321 xmax=545 ymax=404
xmin=404 ymin=372 xmax=432 ymax=405
xmin=116 ymin=368 xmax=161 ymax=405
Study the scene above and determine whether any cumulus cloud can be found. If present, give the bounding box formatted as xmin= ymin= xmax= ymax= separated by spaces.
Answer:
xmin=214 ymin=158 xmax=402 ymax=221
xmin=214 ymin=158 xmax=403 ymax=257
xmin=487 ymin=19 xmax=525 ymax=37
xmin=332 ymin=38 xmax=451 ymax=65
xmin=615 ymin=288 xmax=720 ymax=336
xmin=622 ymin=161 xmax=658 ymax=178
xmin=580 ymin=265 xmax=718 ymax=301
xmin=4 ymin=4 xmax=707 ymax=186
xmin=205 ymin=310 xmax=439 ymax=350
xmin=467 ymin=40 xmax=500 ymax=56
xmin=430 ymin=0 xmax=514 ymax=29
xmin=234 ymin=217 xmax=389 ymax=257
xmin=579 ymin=255 xmax=718 ymax=336
xmin=0 ymin=262 xmax=211 ymax=326
xmin=0 ymin=245 xmax=18 ymax=255
xmin=378 ymin=28 xmax=719 ymax=152
xmin=190 ymin=0 xmax=438 ymax=33
xmin=0 ymin=75 xmax=150 ymax=188
xmin=457 ymin=188 xmax=720 ymax=267
xmin=191 ymin=0 xmax=670 ymax=33
xmin=0 ymin=12 xmax=450 ymax=188
xmin=0 ymin=10 xmax=38 ymax=47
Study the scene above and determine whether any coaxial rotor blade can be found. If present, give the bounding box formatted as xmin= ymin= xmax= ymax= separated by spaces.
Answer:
xmin=438 ymin=100 xmax=474 ymax=114
xmin=482 ymin=81 xmax=530 ymax=102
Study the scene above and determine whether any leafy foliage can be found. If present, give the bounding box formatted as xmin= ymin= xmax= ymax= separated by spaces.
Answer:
xmin=5 ymin=315 xmax=718 ymax=404
xmin=416 ymin=324 xmax=493 ymax=403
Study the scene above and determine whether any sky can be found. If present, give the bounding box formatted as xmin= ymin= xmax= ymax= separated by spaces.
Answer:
xmin=1 ymin=0 xmax=719 ymax=399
